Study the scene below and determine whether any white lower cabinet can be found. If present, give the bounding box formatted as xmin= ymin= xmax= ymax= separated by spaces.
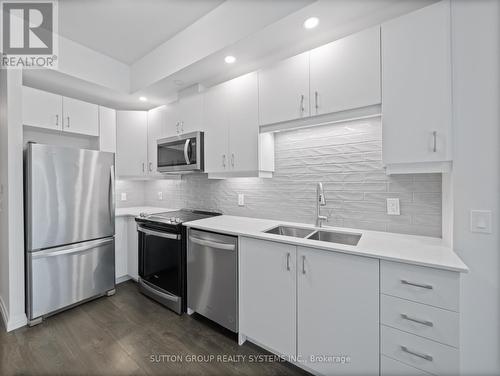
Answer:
xmin=114 ymin=215 xmax=138 ymax=283
xmin=126 ymin=217 xmax=139 ymax=281
xmin=239 ymin=239 xmax=462 ymax=376
xmin=379 ymin=260 xmax=461 ymax=376
xmin=239 ymin=237 xmax=296 ymax=357
xmin=381 ymin=326 xmax=459 ymax=376
xmin=239 ymin=237 xmax=379 ymax=375
xmin=297 ymin=246 xmax=379 ymax=375
xmin=381 ymin=355 xmax=432 ymax=376
xmin=115 ymin=216 xmax=128 ymax=282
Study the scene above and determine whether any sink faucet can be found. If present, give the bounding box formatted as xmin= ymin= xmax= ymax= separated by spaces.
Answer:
xmin=315 ymin=182 xmax=327 ymax=227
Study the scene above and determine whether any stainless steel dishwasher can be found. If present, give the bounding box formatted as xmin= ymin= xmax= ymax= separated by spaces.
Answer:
xmin=187 ymin=228 xmax=238 ymax=332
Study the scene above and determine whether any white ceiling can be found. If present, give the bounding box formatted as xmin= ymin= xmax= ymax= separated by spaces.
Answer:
xmin=58 ymin=0 xmax=224 ymax=64
xmin=27 ymin=0 xmax=436 ymax=110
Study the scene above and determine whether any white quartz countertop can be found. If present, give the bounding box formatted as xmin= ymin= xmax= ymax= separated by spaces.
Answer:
xmin=115 ymin=206 xmax=178 ymax=217
xmin=184 ymin=215 xmax=468 ymax=273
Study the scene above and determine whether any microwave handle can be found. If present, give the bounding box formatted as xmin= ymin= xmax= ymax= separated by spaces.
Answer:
xmin=184 ymin=139 xmax=191 ymax=165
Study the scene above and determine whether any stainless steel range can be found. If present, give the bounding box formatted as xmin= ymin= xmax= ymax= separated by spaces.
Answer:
xmin=135 ymin=209 xmax=221 ymax=314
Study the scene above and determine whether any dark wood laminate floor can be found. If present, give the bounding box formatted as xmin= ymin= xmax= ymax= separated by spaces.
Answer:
xmin=0 ymin=281 xmax=308 ymax=376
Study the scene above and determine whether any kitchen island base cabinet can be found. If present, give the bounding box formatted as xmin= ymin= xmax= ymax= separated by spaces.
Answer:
xmin=239 ymin=238 xmax=296 ymax=358
xmin=239 ymin=237 xmax=379 ymax=376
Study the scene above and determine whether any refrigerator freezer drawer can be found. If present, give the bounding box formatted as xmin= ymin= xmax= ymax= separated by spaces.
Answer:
xmin=27 ymin=237 xmax=115 ymax=320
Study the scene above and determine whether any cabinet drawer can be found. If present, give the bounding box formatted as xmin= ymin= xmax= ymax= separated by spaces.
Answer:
xmin=381 ymin=294 xmax=459 ymax=347
xmin=381 ymin=261 xmax=459 ymax=311
xmin=381 ymin=355 xmax=432 ymax=376
xmin=381 ymin=325 xmax=459 ymax=376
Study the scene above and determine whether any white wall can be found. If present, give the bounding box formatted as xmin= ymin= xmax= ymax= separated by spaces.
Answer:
xmin=451 ymin=0 xmax=500 ymax=374
xmin=0 ymin=69 xmax=27 ymax=331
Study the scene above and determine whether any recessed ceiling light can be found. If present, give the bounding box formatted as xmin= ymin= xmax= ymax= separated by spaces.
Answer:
xmin=139 ymin=96 xmax=147 ymax=102
xmin=303 ymin=17 xmax=319 ymax=29
xmin=224 ymin=55 xmax=236 ymax=64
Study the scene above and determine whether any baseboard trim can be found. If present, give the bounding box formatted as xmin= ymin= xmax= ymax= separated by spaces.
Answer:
xmin=116 ymin=275 xmax=131 ymax=284
xmin=0 ymin=295 xmax=27 ymax=332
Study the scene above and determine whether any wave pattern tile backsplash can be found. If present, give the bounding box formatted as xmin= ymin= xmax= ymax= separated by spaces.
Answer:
xmin=143 ymin=117 xmax=442 ymax=237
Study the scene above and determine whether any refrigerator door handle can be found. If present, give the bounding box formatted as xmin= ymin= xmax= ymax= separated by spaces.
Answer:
xmin=32 ymin=238 xmax=114 ymax=259
xmin=109 ymin=165 xmax=115 ymax=220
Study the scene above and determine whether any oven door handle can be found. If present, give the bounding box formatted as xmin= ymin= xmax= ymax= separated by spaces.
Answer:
xmin=139 ymin=279 xmax=179 ymax=302
xmin=189 ymin=236 xmax=236 ymax=251
xmin=184 ymin=139 xmax=191 ymax=165
xmin=137 ymin=225 xmax=180 ymax=240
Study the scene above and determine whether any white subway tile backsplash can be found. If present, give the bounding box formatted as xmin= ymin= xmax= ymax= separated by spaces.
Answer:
xmin=139 ymin=118 xmax=442 ymax=237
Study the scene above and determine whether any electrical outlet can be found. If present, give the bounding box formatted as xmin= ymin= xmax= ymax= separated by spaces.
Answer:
xmin=386 ymin=198 xmax=400 ymax=215
xmin=158 ymin=191 xmax=163 ymax=201
xmin=238 ymin=194 xmax=245 ymax=207
xmin=120 ymin=192 xmax=127 ymax=201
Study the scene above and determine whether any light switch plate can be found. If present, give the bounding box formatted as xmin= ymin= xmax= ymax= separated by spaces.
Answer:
xmin=387 ymin=198 xmax=400 ymax=215
xmin=470 ymin=210 xmax=492 ymax=233
xmin=238 ymin=194 xmax=245 ymax=207
xmin=120 ymin=192 xmax=127 ymax=201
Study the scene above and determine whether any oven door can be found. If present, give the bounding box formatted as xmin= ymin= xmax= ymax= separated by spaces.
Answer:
xmin=137 ymin=224 xmax=183 ymax=313
xmin=157 ymin=131 xmax=204 ymax=172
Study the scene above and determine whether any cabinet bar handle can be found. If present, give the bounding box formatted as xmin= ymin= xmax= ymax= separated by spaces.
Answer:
xmin=432 ymin=131 xmax=437 ymax=152
xmin=66 ymin=116 xmax=70 ymax=128
xmin=142 ymin=162 xmax=145 ymax=172
xmin=149 ymin=162 xmax=153 ymax=172
xmin=55 ymin=114 xmax=59 ymax=126
xmin=222 ymin=154 xmax=226 ymax=168
xmin=301 ymin=255 xmax=306 ymax=274
xmin=286 ymin=252 xmax=291 ymax=271
xmin=401 ymin=279 xmax=433 ymax=290
xmin=315 ymin=91 xmax=319 ymax=112
xmin=231 ymin=153 xmax=234 ymax=167
xmin=401 ymin=346 xmax=433 ymax=362
xmin=401 ymin=313 xmax=434 ymax=327
xmin=300 ymin=94 xmax=305 ymax=114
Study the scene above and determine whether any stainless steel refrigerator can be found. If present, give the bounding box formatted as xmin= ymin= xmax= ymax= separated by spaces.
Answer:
xmin=25 ymin=143 xmax=116 ymax=326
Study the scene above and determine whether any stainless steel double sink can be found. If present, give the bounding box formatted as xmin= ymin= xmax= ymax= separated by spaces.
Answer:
xmin=264 ymin=225 xmax=361 ymax=246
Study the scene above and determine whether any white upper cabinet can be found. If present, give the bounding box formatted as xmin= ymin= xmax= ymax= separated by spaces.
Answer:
xmin=147 ymin=106 xmax=166 ymax=177
xmin=382 ymin=0 xmax=452 ymax=172
xmin=98 ymin=106 xmax=116 ymax=153
xmin=22 ymin=86 xmax=63 ymax=131
xmin=165 ymin=93 xmax=204 ymax=137
xmin=310 ymin=26 xmax=381 ymax=116
xmin=204 ymin=81 xmax=230 ymax=174
xmin=116 ymin=111 xmax=148 ymax=178
xmin=240 ymin=237 xmax=297 ymax=358
xmin=204 ymin=72 xmax=274 ymax=177
xmin=297 ymin=246 xmax=379 ymax=375
xmin=258 ymin=52 xmax=310 ymax=125
xmin=62 ymin=96 xmax=99 ymax=136
xmin=227 ymin=72 xmax=260 ymax=174
xmin=177 ymin=93 xmax=203 ymax=134
xmin=23 ymin=86 xmax=100 ymax=137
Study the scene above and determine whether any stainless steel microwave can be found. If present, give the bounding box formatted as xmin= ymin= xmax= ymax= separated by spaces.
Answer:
xmin=157 ymin=131 xmax=204 ymax=173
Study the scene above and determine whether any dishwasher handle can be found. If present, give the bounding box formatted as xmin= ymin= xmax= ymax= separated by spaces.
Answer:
xmin=189 ymin=236 xmax=236 ymax=251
